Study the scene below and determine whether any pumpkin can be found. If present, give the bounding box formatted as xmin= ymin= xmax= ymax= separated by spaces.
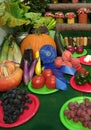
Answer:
xmin=0 ymin=60 xmax=23 ymax=92
xmin=20 ymin=34 xmax=56 ymax=58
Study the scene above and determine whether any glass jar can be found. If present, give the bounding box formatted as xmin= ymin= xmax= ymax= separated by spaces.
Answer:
xmin=78 ymin=13 xmax=88 ymax=23
xmin=72 ymin=0 xmax=78 ymax=3
xmin=51 ymin=0 xmax=58 ymax=3
xmin=61 ymin=0 xmax=68 ymax=3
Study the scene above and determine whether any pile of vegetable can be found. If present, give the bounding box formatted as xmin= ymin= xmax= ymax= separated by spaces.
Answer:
xmin=0 ymin=34 xmax=22 ymax=63
xmin=0 ymin=1 xmax=56 ymax=31
xmin=66 ymin=45 xmax=84 ymax=54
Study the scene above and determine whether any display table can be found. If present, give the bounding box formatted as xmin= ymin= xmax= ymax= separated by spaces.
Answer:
xmin=0 ymin=49 xmax=91 ymax=130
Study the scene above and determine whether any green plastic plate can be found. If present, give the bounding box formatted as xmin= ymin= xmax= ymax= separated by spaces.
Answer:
xmin=28 ymin=81 xmax=58 ymax=95
xmin=59 ymin=96 xmax=91 ymax=130
xmin=72 ymin=49 xmax=87 ymax=58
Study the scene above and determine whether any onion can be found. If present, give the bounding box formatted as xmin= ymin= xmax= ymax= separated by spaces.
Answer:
xmin=67 ymin=46 xmax=75 ymax=54
xmin=76 ymin=46 xmax=84 ymax=54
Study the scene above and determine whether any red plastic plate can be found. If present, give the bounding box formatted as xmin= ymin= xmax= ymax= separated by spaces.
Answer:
xmin=70 ymin=76 xmax=91 ymax=92
xmin=80 ymin=56 xmax=91 ymax=65
xmin=0 ymin=94 xmax=40 ymax=128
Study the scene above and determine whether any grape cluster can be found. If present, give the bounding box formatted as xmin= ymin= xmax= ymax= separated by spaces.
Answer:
xmin=1 ymin=88 xmax=32 ymax=124
xmin=64 ymin=98 xmax=91 ymax=128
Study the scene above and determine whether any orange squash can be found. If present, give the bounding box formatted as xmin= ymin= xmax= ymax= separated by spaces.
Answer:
xmin=20 ymin=34 xmax=56 ymax=58
xmin=0 ymin=60 xmax=23 ymax=92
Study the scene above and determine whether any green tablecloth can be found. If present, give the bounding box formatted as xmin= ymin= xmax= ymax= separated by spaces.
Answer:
xmin=0 ymin=49 xmax=91 ymax=130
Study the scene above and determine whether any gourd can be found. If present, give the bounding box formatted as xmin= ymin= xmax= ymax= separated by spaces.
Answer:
xmin=0 ymin=60 xmax=23 ymax=92
xmin=20 ymin=33 xmax=56 ymax=58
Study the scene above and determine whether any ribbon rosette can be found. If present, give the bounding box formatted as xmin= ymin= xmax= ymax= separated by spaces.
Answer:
xmin=40 ymin=45 xmax=76 ymax=91
xmin=44 ymin=63 xmax=76 ymax=91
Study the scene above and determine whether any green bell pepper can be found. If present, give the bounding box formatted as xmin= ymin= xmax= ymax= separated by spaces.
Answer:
xmin=74 ymin=72 xmax=88 ymax=86
xmin=87 ymin=69 xmax=91 ymax=84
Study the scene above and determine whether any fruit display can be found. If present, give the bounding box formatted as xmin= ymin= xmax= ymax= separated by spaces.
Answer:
xmin=0 ymin=0 xmax=91 ymax=130
xmin=54 ymin=50 xmax=81 ymax=70
xmin=31 ymin=69 xmax=56 ymax=89
xmin=64 ymin=97 xmax=91 ymax=129
xmin=1 ymin=88 xmax=32 ymax=124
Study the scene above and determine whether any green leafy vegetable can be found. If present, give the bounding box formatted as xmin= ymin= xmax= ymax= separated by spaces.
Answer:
xmin=0 ymin=1 xmax=30 ymax=27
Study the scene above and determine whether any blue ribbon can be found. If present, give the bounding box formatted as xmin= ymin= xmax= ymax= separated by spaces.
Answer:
xmin=56 ymin=78 xmax=68 ymax=91
xmin=44 ymin=63 xmax=76 ymax=91
xmin=59 ymin=65 xmax=76 ymax=76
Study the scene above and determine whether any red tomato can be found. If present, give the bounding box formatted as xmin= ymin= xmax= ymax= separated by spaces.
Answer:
xmin=32 ymin=75 xmax=45 ymax=89
xmin=45 ymin=75 xmax=56 ymax=89
xmin=42 ymin=69 xmax=53 ymax=79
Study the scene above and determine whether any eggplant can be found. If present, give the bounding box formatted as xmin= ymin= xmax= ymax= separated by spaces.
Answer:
xmin=20 ymin=49 xmax=33 ymax=69
xmin=54 ymin=30 xmax=64 ymax=56
xmin=23 ymin=60 xmax=29 ymax=85
xmin=23 ymin=59 xmax=38 ymax=85
xmin=29 ymin=59 xmax=38 ymax=80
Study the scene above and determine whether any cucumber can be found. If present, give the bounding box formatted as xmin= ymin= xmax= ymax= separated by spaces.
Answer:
xmin=54 ymin=30 xmax=64 ymax=56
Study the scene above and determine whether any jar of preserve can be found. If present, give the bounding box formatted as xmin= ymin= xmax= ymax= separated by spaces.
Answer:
xmin=45 ymin=12 xmax=54 ymax=18
xmin=51 ymin=0 xmax=58 ymax=3
xmin=61 ymin=0 xmax=68 ymax=3
xmin=72 ymin=0 xmax=78 ymax=3
xmin=54 ymin=12 xmax=64 ymax=23
xmin=77 ymin=8 xmax=90 ymax=23
xmin=65 ymin=12 xmax=76 ymax=24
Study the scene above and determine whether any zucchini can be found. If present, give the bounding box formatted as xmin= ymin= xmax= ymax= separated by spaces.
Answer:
xmin=54 ymin=31 xmax=64 ymax=56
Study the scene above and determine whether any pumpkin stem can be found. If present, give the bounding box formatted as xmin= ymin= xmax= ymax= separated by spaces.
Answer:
xmin=32 ymin=26 xmax=49 ymax=35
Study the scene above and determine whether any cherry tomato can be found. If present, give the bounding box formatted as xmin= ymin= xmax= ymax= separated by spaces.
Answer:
xmin=45 ymin=75 xmax=56 ymax=89
xmin=32 ymin=75 xmax=45 ymax=89
xmin=42 ymin=69 xmax=53 ymax=79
